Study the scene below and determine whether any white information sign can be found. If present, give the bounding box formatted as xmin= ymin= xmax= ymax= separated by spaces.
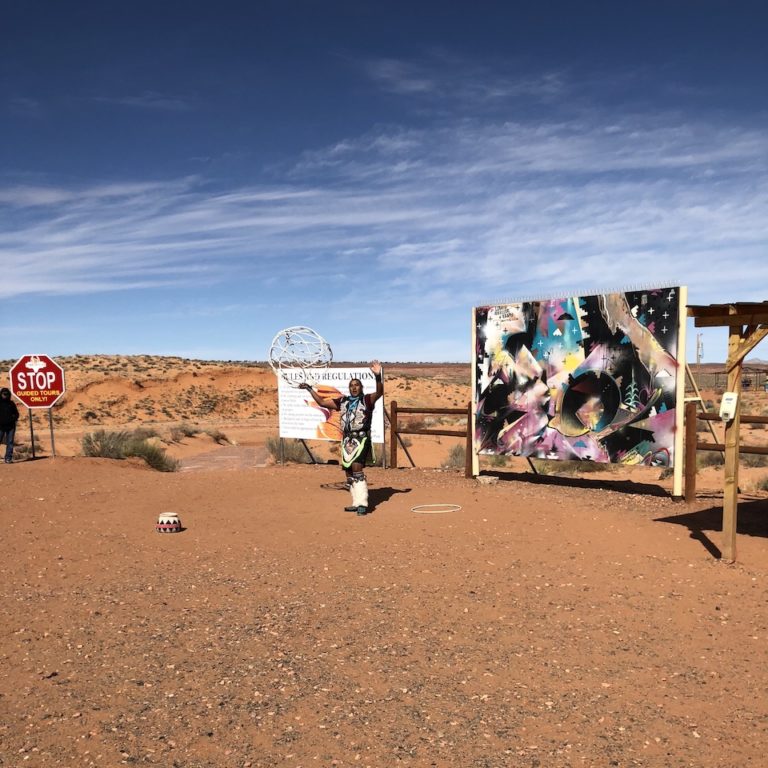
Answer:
xmin=278 ymin=367 xmax=385 ymax=442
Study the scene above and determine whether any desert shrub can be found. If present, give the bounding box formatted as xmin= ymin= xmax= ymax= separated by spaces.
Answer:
xmin=750 ymin=422 xmax=765 ymax=430
xmin=443 ymin=444 xmax=466 ymax=469
xmin=265 ymin=435 xmax=311 ymax=463
xmin=82 ymin=429 xmax=179 ymax=471
xmin=170 ymin=423 xmax=200 ymax=442
xmin=130 ymin=426 xmax=160 ymax=441
xmin=697 ymin=451 xmax=724 ymax=468
xmin=658 ymin=467 xmax=675 ymax=480
xmin=405 ymin=417 xmax=428 ymax=431
xmin=204 ymin=428 xmax=230 ymax=445
xmin=759 ymin=476 xmax=768 ymax=492
xmin=12 ymin=438 xmax=44 ymax=460
xmin=197 ymin=394 xmax=220 ymax=414
xmin=741 ymin=453 xmax=768 ymax=468
xmin=82 ymin=430 xmax=130 ymax=459
xmin=696 ymin=420 xmax=709 ymax=433
xmin=125 ymin=439 xmax=180 ymax=472
xmin=487 ymin=453 xmax=508 ymax=467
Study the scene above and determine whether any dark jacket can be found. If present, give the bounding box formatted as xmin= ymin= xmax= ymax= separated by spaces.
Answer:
xmin=0 ymin=390 xmax=19 ymax=430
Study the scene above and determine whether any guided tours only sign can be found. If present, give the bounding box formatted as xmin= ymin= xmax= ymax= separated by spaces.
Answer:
xmin=10 ymin=354 xmax=66 ymax=408
xmin=9 ymin=354 xmax=66 ymax=459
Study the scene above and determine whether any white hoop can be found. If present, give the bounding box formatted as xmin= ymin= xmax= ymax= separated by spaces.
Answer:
xmin=410 ymin=504 xmax=462 ymax=514
xmin=268 ymin=326 xmax=333 ymax=388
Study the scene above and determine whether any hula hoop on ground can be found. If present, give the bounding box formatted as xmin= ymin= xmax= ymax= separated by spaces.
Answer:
xmin=410 ymin=503 xmax=462 ymax=514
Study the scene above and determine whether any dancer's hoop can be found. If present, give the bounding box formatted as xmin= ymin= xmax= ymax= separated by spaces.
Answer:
xmin=268 ymin=326 xmax=333 ymax=388
xmin=410 ymin=504 xmax=462 ymax=514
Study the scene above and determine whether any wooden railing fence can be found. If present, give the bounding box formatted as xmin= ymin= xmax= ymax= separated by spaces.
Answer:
xmin=389 ymin=400 xmax=473 ymax=478
xmin=684 ymin=400 xmax=768 ymax=503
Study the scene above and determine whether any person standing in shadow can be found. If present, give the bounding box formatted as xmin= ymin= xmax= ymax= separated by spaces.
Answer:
xmin=0 ymin=388 xmax=20 ymax=464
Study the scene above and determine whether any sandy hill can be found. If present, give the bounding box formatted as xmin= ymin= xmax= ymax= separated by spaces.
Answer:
xmin=0 ymin=355 xmax=471 ymax=427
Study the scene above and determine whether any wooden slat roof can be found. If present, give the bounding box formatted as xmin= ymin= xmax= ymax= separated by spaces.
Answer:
xmin=687 ymin=302 xmax=768 ymax=327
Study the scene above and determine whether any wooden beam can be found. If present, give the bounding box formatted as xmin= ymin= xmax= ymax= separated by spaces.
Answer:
xmin=390 ymin=400 xmax=398 ymax=469
xmin=672 ymin=286 xmax=688 ymax=499
xmin=465 ymin=402 xmax=473 ymax=479
xmin=688 ymin=303 xmax=768 ymax=317
xmin=721 ymin=324 xmax=743 ymax=562
xmin=694 ymin=314 xmax=768 ymax=327
xmin=397 ymin=427 xmax=467 ymax=437
xmin=470 ymin=307 xmax=479 ymax=477
xmin=698 ymin=412 xmax=768 ymax=424
xmin=684 ymin=400 xmax=697 ymax=504
xmin=687 ymin=304 xmax=735 ymax=317
xmin=696 ymin=442 xmax=768 ymax=455
xmin=395 ymin=406 xmax=469 ymax=415
xmin=726 ymin=326 xmax=768 ymax=372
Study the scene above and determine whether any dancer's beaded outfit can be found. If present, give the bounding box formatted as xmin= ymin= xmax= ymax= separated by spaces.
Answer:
xmin=333 ymin=391 xmax=376 ymax=512
xmin=335 ymin=392 xmax=375 ymax=468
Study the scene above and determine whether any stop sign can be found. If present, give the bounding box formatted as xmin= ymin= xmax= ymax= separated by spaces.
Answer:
xmin=9 ymin=354 xmax=66 ymax=409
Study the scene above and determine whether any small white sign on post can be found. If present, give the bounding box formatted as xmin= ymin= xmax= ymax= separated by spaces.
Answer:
xmin=278 ymin=367 xmax=385 ymax=442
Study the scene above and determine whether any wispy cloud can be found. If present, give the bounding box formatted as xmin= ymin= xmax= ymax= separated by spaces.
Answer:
xmin=363 ymin=56 xmax=566 ymax=106
xmin=91 ymin=90 xmax=193 ymax=111
xmin=3 ymin=105 xmax=767 ymax=319
xmin=365 ymin=58 xmax=437 ymax=94
xmin=7 ymin=97 xmax=43 ymax=117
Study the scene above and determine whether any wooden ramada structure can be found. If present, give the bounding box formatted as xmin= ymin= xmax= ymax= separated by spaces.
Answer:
xmin=687 ymin=302 xmax=768 ymax=561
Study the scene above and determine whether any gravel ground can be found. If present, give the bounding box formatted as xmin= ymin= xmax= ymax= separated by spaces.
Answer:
xmin=1 ymin=458 xmax=767 ymax=767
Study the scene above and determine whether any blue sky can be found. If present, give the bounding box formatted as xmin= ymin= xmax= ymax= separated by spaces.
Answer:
xmin=2 ymin=1 xmax=766 ymax=363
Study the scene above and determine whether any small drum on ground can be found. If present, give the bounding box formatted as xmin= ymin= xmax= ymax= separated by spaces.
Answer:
xmin=156 ymin=513 xmax=182 ymax=533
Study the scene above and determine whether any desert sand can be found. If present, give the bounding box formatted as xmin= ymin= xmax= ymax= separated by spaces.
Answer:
xmin=1 ymin=357 xmax=767 ymax=767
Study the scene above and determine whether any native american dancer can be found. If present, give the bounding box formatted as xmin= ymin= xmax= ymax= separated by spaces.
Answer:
xmin=300 ymin=361 xmax=383 ymax=515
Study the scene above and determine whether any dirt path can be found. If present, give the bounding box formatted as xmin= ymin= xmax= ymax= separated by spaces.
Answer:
xmin=180 ymin=444 xmax=269 ymax=472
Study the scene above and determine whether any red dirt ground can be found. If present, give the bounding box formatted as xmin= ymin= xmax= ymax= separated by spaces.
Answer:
xmin=2 ymin=458 xmax=767 ymax=767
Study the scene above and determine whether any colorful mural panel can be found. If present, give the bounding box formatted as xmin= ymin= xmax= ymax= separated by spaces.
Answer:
xmin=474 ymin=287 xmax=683 ymax=466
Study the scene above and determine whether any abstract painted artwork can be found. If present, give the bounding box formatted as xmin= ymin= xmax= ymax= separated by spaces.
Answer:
xmin=474 ymin=287 xmax=683 ymax=466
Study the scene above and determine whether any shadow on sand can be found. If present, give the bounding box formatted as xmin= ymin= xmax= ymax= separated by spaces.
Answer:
xmin=368 ymin=486 xmax=411 ymax=510
xmin=654 ymin=497 xmax=768 ymax=559
xmin=481 ymin=469 xmax=670 ymax=498
xmin=319 ymin=482 xmax=411 ymax=513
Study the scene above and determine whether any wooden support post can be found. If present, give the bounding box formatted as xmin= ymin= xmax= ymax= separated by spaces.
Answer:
xmin=29 ymin=410 xmax=36 ymax=459
xmin=390 ymin=400 xmax=398 ymax=469
xmin=299 ymin=439 xmax=317 ymax=464
xmin=684 ymin=400 xmax=697 ymax=504
xmin=672 ymin=285 xmax=688 ymax=498
xmin=464 ymin=401 xmax=473 ymax=478
xmin=470 ymin=306 xmax=480 ymax=478
xmin=722 ymin=324 xmax=743 ymax=562
xmin=686 ymin=364 xmax=724 ymax=457
xmin=48 ymin=409 xmax=57 ymax=458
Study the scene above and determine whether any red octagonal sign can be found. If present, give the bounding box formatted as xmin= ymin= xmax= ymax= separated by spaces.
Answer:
xmin=9 ymin=354 xmax=67 ymax=409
